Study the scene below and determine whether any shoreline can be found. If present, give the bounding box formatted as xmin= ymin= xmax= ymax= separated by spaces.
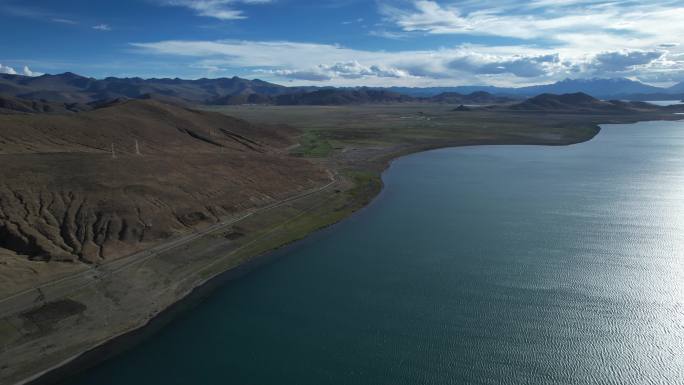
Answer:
xmin=21 ymin=226 xmax=344 ymax=385
xmin=19 ymin=154 xmax=392 ymax=385
xmin=11 ymin=112 xmax=683 ymax=385
xmin=15 ymin=130 xmax=603 ymax=385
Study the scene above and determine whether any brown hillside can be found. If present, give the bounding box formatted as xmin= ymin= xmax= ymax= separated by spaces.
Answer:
xmin=0 ymin=95 xmax=90 ymax=114
xmin=0 ymin=100 xmax=327 ymax=265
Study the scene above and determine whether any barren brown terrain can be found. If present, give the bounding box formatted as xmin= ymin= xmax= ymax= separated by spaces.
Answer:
xmin=0 ymin=100 xmax=327 ymax=294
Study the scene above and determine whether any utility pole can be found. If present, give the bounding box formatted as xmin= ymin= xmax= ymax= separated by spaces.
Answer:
xmin=111 ymin=143 xmax=116 ymax=159
xmin=135 ymin=139 xmax=141 ymax=156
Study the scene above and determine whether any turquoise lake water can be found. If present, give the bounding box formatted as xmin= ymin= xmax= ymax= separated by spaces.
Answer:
xmin=66 ymin=120 xmax=684 ymax=385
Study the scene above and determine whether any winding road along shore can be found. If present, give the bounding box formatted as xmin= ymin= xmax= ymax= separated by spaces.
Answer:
xmin=1 ymin=166 xmax=343 ymax=385
xmin=2 ymin=105 xmax=683 ymax=385
xmin=0 ymin=171 xmax=338 ymax=320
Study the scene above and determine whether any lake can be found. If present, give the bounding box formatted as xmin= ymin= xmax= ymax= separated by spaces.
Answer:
xmin=65 ymin=120 xmax=684 ymax=385
xmin=645 ymin=100 xmax=684 ymax=107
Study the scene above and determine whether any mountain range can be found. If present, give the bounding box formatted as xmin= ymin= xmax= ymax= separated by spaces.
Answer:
xmin=389 ymin=78 xmax=684 ymax=100
xmin=1 ymin=73 xmax=683 ymax=108
xmin=0 ymin=72 xmax=516 ymax=107
xmin=0 ymin=72 xmax=293 ymax=104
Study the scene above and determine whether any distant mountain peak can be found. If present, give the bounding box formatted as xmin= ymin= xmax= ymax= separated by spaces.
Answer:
xmin=57 ymin=72 xmax=89 ymax=79
xmin=529 ymin=92 xmax=598 ymax=104
xmin=509 ymin=91 xmax=664 ymax=113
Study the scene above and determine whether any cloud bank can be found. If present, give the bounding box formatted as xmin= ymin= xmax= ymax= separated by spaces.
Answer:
xmin=0 ymin=64 xmax=42 ymax=77
xmin=129 ymin=1 xmax=684 ymax=86
xmin=380 ymin=0 xmax=684 ymax=46
xmin=132 ymin=38 xmax=681 ymax=87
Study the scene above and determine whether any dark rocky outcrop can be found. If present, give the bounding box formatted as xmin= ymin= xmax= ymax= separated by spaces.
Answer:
xmin=505 ymin=92 xmax=664 ymax=113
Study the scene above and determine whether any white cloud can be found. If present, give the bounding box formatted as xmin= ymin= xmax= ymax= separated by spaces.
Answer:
xmin=367 ymin=29 xmax=412 ymax=40
xmin=341 ymin=18 xmax=364 ymax=25
xmin=0 ymin=63 xmax=18 ymax=75
xmin=51 ymin=18 xmax=77 ymax=24
xmin=450 ymin=54 xmax=563 ymax=78
xmin=322 ymin=61 xmax=410 ymax=79
xmin=379 ymin=1 xmax=684 ymax=54
xmin=157 ymin=0 xmax=272 ymax=20
xmin=263 ymin=61 xmax=411 ymax=81
xmin=267 ymin=69 xmax=333 ymax=81
xmin=590 ymin=51 xmax=664 ymax=73
xmin=92 ymin=24 xmax=111 ymax=31
xmin=22 ymin=65 xmax=43 ymax=77
xmin=0 ymin=64 xmax=43 ymax=77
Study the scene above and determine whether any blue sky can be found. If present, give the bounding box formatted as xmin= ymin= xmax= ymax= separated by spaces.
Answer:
xmin=1 ymin=0 xmax=684 ymax=86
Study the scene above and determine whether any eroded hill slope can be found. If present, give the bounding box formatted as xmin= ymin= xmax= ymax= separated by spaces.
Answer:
xmin=0 ymin=100 xmax=327 ymax=267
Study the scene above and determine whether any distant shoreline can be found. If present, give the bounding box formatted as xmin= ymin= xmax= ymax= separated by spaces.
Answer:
xmin=9 ymin=108 xmax=684 ymax=385
xmin=18 ymin=130 xmax=604 ymax=385
xmin=22 ymin=229 xmax=323 ymax=385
